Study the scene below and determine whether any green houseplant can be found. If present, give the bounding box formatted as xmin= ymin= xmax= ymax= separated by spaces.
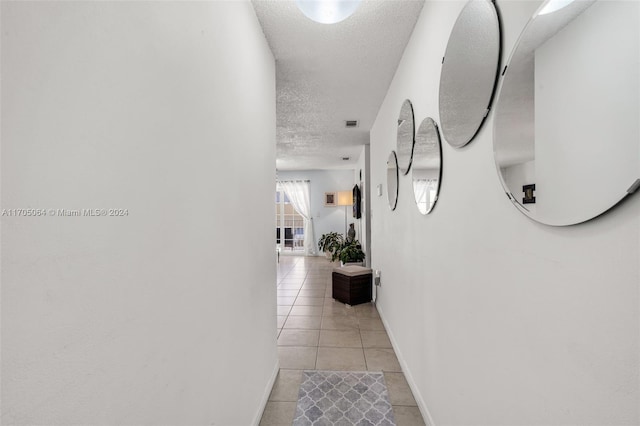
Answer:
xmin=318 ymin=232 xmax=344 ymax=260
xmin=336 ymin=240 xmax=365 ymax=265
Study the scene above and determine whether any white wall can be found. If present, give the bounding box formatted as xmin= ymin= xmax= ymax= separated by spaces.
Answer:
xmin=370 ymin=1 xmax=639 ymax=425
xmin=1 ymin=2 xmax=278 ymax=425
xmin=277 ymin=170 xmax=354 ymax=254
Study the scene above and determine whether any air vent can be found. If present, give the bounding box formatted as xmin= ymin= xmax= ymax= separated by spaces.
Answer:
xmin=342 ymin=157 xmax=350 ymax=161
xmin=345 ymin=120 xmax=359 ymax=128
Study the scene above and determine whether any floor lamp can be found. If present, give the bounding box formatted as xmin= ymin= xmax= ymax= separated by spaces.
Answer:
xmin=336 ymin=190 xmax=353 ymax=237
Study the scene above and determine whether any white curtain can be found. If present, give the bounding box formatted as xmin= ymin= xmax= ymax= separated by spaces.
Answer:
xmin=278 ymin=180 xmax=316 ymax=256
xmin=413 ymin=179 xmax=438 ymax=212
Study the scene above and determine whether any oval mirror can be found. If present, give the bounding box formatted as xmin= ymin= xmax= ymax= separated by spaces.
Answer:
xmin=396 ymin=99 xmax=415 ymax=175
xmin=493 ymin=0 xmax=639 ymax=226
xmin=412 ymin=118 xmax=443 ymax=215
xmin=387 ymin=151 xmax=399 ymax=211
xmin=439 ymin=0 xmax=501 ymax=148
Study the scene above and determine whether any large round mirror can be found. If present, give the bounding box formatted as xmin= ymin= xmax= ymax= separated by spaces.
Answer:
xmin=493 ymin=0 xmax=639 ymax=226
xmin=439 ymin=0 xmax=501 ymax=148
xmin=412 ymin=118 xmax=443 ymax=215
xmin=387 ymin=151 xmax=399 ymax=211
xmin=396 ymin=99 xmax=415 ymax=175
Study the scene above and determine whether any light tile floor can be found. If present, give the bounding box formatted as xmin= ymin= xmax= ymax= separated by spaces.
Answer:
xmin=260 ymin=256 xmax=426 ymax=426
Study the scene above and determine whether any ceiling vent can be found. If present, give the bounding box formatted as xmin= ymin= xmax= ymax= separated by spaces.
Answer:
xmin=345 ymin=120 xmax=359 ymax=128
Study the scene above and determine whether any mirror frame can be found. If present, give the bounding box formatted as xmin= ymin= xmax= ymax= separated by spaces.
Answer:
xmin=396 ymin=99 xmax=415 ymax=175
xmin=386 ymin=151 xmax=399 ymax=211
xmin=412 ymin=117 xmax=443 ymax=215
xmin=492 ymin=0 xmax=640 ymax=226
xmin=438 ymin=0 xmax=501 ymax=148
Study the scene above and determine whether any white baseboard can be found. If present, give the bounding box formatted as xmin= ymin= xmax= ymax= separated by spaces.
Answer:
xmin=252 ymin=360 xmax=280 ymax=426
xmin=376 ymin=305 xmax=436 ymax=426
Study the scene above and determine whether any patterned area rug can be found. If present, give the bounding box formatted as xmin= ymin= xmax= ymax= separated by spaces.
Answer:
xmin=293 ymin=371 xmax=396 ymax=426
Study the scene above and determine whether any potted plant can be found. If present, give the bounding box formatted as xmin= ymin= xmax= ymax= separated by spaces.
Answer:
xmin=337 ymin=240 xmax=365 ymax=266
xmin=318 ymin=232 xmax=344 ymax=260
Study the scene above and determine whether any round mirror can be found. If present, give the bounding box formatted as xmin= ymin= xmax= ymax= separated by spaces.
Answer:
xmin=396 ymin=99 xmax=415 ymax=175
xmin=412 ymin=118 xmax=443 ymax=215
xmin=387 ymin=151 xmax=399 ymax=211
xmin=493 ymin=0 xmax=640 ymax=226
xmin=439 ymin=0 xmax=501 ymax=148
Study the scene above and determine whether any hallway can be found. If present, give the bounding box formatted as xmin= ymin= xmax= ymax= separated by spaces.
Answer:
xmin=260 ymin=256 xmax=425 ymax=425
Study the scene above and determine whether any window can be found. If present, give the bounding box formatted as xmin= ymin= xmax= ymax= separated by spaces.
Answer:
xmin=275 ymin=189 xmax=305 ymax=252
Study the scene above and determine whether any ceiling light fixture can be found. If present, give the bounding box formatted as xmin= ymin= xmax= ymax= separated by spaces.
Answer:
xmin=296 ymin=0 xmax=361 ymax=24
xmin=538 ymin=0 xmax=576 ymax=15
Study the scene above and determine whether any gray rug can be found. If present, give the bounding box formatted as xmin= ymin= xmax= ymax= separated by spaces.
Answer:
xmin=293 ymin=371 xmax=396 ymax=426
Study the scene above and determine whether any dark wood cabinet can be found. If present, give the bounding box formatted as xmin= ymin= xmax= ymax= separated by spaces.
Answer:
xmin=332 ymin=267 xmax=372 ymax=306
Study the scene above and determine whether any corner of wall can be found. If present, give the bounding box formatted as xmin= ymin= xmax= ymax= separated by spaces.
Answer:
xmin=376 ymin=304 xmax=435 ymax=426
xmin=251 ymin=360 xmax=280 ymax=426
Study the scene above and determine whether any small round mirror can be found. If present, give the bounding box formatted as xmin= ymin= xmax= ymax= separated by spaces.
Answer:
xmin=387 ymin=151 xmax=399 ymax=211
xmin=412 ymin=118 xmax=442 ymax=215
xmin=439 ymin=0 xmax=501 ymax=148
xmin=493 ymin=0 xmax=640 ymax=225
xmin=396 ymin=99 xmax=415 ymax=175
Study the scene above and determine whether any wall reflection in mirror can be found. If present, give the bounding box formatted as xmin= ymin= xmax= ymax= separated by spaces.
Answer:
xmin=412 ymin=118 xmax=442 ymax=215
xmin=493 ymin=0 xmax=639 ymax=226
xmin=387 ymin=151 xmax=399 ymax=211
xmin=396 ymin=99 xmax=415 ymax=175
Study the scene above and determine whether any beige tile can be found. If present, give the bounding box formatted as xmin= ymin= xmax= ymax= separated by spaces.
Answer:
xmin=268 ymin=369 xmax=304 ymax=402
xmin=277 ymin=305 xmax=292 ymax=316
xmin=364 ymin=348 xmax=402 ymax=372
xmin=277 ymin=296 xmax=296 ymax=306
xmin=277 ymin=346 xmax=317 ymax=369
xmin=360 ymin=330 xmax=392 ymax=348
xmin=259 ymin=401 xmax=297 ymax=426
xmin=297 ymin=289 xmax=325 ymax=298
xmin=319 ymin=329 xmax=362 ymax=348
xmin=358 ymin=317 xmax=385 ymax=331
xmin=289 ymin=305 xmax=323 ymax=316
xmin=384 ymin=372 xmax=417 ymax=406
xmin=323 ymin=300 xmax=356 ymax=317
xmin=303 ymin=279 xmax=327 ymax=286
xmin=281 ymin=279 xmax=305 ymax=285
xmin=323 ymin=297 xmax=339 ymax=307
xmin=283 ymin=315 xmax=322 ymax=330
xmin=392 ymin=405 xmax=426 ymax=426
xmin=294 ymin=297 xmax=325 ymax=306
xmin=277 ymin=289 xmax=299 ymax=297
xmin=316 ymin=347 xmax=366 ymax=371
xmin=300 ymin=283 xmax=326 ymax=290
xmin=277 ymin=316 xmax=287 ymax=329
xmin=278 ymin=281 xmax=304 ymax=287
xmin=278 ymin=329 xmax=319 ymax=347
xmin=355 ymin=303 xmax=381 ymax=318
xmin=321 ymin=315 xmax=359 ymax=330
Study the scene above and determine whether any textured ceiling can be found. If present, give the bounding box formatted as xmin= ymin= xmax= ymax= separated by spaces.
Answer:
xmin=252 ymin=0 xmax=425 ymax=170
